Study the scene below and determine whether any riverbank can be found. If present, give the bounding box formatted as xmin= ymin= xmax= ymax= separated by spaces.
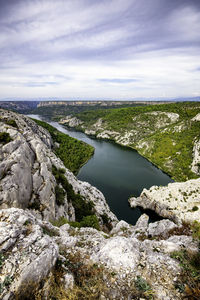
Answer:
xmin=59 ymin=102 xmax=200 ymax=182
xmin=29 ymin=114 xmax=173 ymax=225
xmin=62 ymin=123 xmax=175 ymax=181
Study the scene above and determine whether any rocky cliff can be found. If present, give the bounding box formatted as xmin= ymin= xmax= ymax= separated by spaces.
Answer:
xmin=0 ymin=109 xmax=199 ymax=300
xmin=0 ymin=109 xmax=117 ymax=225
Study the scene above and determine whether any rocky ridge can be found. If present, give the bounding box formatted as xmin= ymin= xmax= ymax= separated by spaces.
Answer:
xmin=0 ymin=109 xmax=117 ymax=225
xmin=0 ymin=109 xmax=199 ymax=299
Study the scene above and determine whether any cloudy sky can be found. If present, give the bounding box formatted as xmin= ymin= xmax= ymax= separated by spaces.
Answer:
xmin=0 ymin=0 xmax=200 ymax=100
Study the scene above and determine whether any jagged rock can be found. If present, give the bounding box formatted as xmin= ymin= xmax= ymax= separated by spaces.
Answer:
xmin=135 ymin=213 xmax=149 ymax=230
xmin=147 ymin=219 xmax=177 ymax=237
xmin=191 ymin=139 xmax=200 ymax=175
xmin=62 ymin=274 xmax=74 ymax=290
xmin=192 ymin=113 xmax=200 ymax=122
xmin=0 ymin=208 xmax=59 ymax=299
xmin=129 ymin=178 xmax=200 ymax=224
xmin=0 ymin=109 xmax=117 ymax=225
xmin=110 ymin=220 xmax=131 ymax=235
xmin=0 ymin=208 xmax=199 ymax=300
xmin=59 ymin=115 xmax=83 ymax=127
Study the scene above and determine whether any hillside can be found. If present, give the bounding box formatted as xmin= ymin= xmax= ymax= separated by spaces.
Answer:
xmin=0 ymin=109 xmax=200 ymax=299
xmin=60 ymin=102 xmax=200 ymax=181
xmin=31 ymin=119 xmax=94 ymax=174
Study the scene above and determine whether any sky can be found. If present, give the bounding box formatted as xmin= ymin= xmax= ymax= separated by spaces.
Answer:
xmin=0 ymin=0 xmax=200 ymax=100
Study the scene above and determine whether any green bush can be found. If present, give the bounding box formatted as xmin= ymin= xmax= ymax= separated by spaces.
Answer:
xmin=33 ymin=119 xmax=94 ymax=174
xmin=135 ymin=276 xmax=151 ymax=292
xmin=51 ymin=216 xmax=68 ymax=227
xmin=192 ymin=206 xmax=199 ymax=212
xmin=5 ymin=119 xmax=18 ymax=128
xmin=52 ymin=166 xmax=94 ymax=222
xmin=80 ymin=215 xmax=100 ymax=230
xmin=192 ymin=221 xmax=200 ymax=240
xmin=0 ymin=132 xmax=12 ymax=145
xmin=55 ymin=185 xmax=65 ymax=206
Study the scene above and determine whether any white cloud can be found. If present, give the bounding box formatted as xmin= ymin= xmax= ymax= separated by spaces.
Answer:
xmin=0 ymin=0 xmax=199 ymax=99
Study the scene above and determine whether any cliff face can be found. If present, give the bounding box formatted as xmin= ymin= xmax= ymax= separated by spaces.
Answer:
xmin=0 ymin=109 xmax=199 ymax=300
xmin=0 ymin=109 xmax=117 ymax=224
xmin=129 ymin=178 xmax=200 ymax=224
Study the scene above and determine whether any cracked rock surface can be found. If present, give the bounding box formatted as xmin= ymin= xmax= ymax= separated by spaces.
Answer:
xmin=0 ymin=109 xmax=117 ymax=224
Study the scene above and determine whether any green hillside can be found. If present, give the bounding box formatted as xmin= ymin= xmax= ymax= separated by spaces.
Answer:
xmin=33 ymin=119 xmax=94 ymax=174
xmin=65 ymin=102 xmax=200 ymax=181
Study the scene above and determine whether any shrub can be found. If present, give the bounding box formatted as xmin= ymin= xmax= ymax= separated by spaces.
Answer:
xmin=5 ymin=119 xmax=18 ymax=128
xmin=52 ymin=165 xmax=94 ymax=221
xmin=135 ymin=276 xmax=151 ymax=292
xmin=192 ymin=206 xmax=199 ymax=212
xmin=80 ymin=215 xmax=100 ymax=230
xmin=55 ymin=185 xmax=65 ymax=206
xmin=170 ymin=249 xmax=200 ymax=298
xmin=192 ymin=221 xmax=200 ymax=240
xmin=0 ymin=132 xmax=12 ymax=145
xmin=51 ymin=216 xmax=68 ymax=227
xmin=101 ymin=213 xmax=113 ymax=231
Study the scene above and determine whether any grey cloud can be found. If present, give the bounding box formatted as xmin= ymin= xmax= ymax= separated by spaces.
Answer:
xmin=99 ymin=78 xmax=139 ymax=84
xmin=0 ymin=0 xmax=199 ymax=99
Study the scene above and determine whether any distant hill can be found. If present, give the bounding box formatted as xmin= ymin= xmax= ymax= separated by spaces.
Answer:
xmin=0 ymin=101 xmax=39 ymax=113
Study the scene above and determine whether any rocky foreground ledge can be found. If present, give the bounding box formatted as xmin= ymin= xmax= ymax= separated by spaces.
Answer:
xmin=0 ymin=208 xmax=198 ymax=300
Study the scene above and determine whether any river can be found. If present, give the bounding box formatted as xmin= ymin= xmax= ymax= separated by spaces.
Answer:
xmin=28 ymin=115 xmax=173 ymax=225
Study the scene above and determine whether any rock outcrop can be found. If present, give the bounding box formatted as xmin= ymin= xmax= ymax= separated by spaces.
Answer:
xmin=0 ymin=109 xmax=117 ymax=225
xmin=192 ymin=139 xmax=200 ymax=175
xmin=129 ymin=178 xmax=200 ymax=224
xmin=60 ymin=115 xmax=83 ymax=127
xmin=1 ymin=208 xmax=198 ymax=299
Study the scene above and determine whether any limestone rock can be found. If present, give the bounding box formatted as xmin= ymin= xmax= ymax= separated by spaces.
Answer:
xmin=147 ymin=219 xmax=177 ymax=237
xmin=0 ymin=109 xmax=117 ymax=225
xmin=59 ymin=115 xmax=83 ymax=127
xmin=0 ymin=208 xmax=59 ymax=299
xmin=0 ymin=208 xmax=199 ymax=300
xmin=129 ymin=178 xmax=200 ymax=224
xmin=191 ymin=139 xmax=200 ymax=175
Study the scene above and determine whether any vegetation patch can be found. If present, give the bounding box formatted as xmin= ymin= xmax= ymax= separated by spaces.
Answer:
xmin=33 ymin=119 xmax=94 ymax=174
xmin=0 ymin=118 xmax=18 ymax=128
xmin=0 ymin=132 xmax=12 ymax=145
xmin=170 ymin=248 xmax=200 ymax=299
xmin=192 ymin=221 xmax=200 ymax=240
xmin=135 ymin=276 xmax=154 ymax=299
xmin=0 ymin=276 xmax=12 ymax=294
xmin=55 ymin=185 xmax=66 ymax=206
xmin=52 ymin=166 xmax=98 ymax=226
xmin=51 ymin=216 xmax=68 ymax=227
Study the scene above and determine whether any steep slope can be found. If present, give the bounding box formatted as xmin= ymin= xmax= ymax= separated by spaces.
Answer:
xmin=60 ymin=102 xmax=200 ymax=181
xmin=0 ymin=109 xmax=199 ymax=300
xmin=0 ymin=109 xmax=117 ymax=226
